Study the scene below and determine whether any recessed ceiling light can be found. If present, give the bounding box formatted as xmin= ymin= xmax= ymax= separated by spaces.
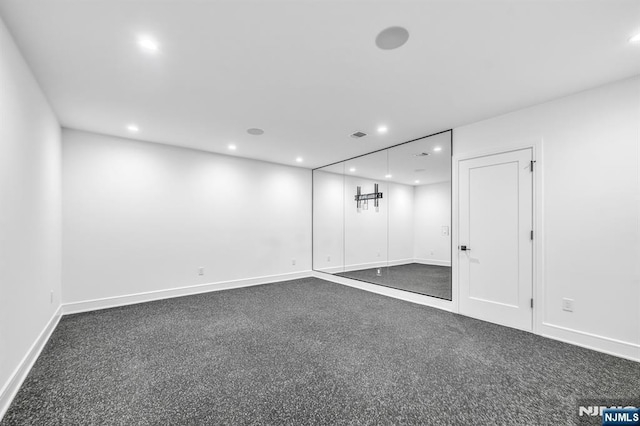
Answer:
xmin=127 ymin=124 xmax=139 ymax=133
xmin=414 ymin=180 xmax=420 ymax=184
xmin=385 ymin=174 xmax=392 ymax=178
xmin=349 ymin=167 xmax=356 ymax=172
xmin=295 ymin=157 xmax=303 ymax=163
xmin=629 ymin=33 xmax=640 ymax=43
xmin=376 ymin=26 xmax=410 ymax=50
xmin=433 ymin=146 xmax=442 ymax=152
xmin=228 ymin=144 xmax=237 ymax=151
xmin=377 ymin=125 xmax=388 ymax=134
xmin=247 ymin=128 xmax=264 ymax=136
xmin=138 ymin=36 xmax=159 ymax=53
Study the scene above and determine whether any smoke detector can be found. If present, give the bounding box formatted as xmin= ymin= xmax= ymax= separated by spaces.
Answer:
xmin=350 ymin=131 xmax=367 ymax=138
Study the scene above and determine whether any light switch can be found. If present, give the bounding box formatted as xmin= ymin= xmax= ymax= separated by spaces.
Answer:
xmin=441 ymin=226 xmax=450 ymax=236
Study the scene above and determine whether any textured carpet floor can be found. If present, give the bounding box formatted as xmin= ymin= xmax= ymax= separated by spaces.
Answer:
xmin=337 ymin=263 xmax=452 ymax=300
xmin=2 ymin=278 xmax=638 ymax=425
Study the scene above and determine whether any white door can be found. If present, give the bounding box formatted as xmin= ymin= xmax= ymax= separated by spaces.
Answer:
xmin=458 ymin=148 xmax=533 ymax=331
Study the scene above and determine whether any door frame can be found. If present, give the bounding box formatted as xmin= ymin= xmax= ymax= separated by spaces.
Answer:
xmin=452 ymin=139 xmax=543 ymax=334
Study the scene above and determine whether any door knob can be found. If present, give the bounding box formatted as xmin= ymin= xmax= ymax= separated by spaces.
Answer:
xmin=460 ymin=245 xmax=471 ymax=251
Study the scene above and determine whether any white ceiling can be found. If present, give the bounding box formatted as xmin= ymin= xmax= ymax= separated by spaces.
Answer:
xmin=1 ymin=0 xmax=638 ymax=169
xmin=319 ymin=131 xmax=451 ymax=186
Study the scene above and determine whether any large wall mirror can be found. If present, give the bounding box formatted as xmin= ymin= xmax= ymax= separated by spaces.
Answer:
xmin=313 ymin=130 xmax=452 ymax=300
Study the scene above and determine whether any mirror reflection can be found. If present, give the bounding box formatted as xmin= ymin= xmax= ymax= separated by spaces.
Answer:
xmin=312 ymin=131 xmax=452 ymax=300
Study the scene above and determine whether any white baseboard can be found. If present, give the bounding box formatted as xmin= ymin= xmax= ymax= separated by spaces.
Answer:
xmin=316 ymin=259 xmax=451 ymax=275
xmin=316 ymin=259 xmax=416 ymax=275
xmin=313 ymin=271 xmax=454 ymax=312
xmin=387 ymin=258 xmax=416 ymax=267
xmin=342 ymin=259 xmax=413 ymax=273
xmin=413 ymin=258 xmax=451 ymax=267
xmin=0 ymin=305 xmax=62 ymax=421
xmin=539 ymin=322 xmax=640 ymax=362
xmin=315 ymin=265 xmax=347 ymax=274
xmin=62 ymin=270 xmax=313 ymax=315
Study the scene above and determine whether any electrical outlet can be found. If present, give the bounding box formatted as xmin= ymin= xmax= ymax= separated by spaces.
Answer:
xmin=327 ymin=255 xmax=331 ymax=262
xmin=562 ymin=298 xmax=574 ymax=312
xmin=377 ymin=252 xmax=380 ymax=257
xmin=198 ymin=267 xmax=204 ymax=276
xmin=291 ymin=258 xmax=296 ymax=266
xmin=430 ymin=250 xmax=435 ymax=256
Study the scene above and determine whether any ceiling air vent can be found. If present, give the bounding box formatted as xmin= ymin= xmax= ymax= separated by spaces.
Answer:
xmin=350 ymin=131 xmax=367 ymax=138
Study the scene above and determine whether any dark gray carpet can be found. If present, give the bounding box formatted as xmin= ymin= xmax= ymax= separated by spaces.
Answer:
xmin=337 ymin=263 xmax=452 ymax=300
xmin=2 ymin=278 xmax=638 ymax=425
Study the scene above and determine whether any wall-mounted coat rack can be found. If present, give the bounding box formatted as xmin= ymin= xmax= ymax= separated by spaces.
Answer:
xmin=355 ymin=184 xmax=383 ymax=212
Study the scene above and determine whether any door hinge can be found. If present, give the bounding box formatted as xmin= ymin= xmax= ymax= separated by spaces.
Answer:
xmin=530 ymin=298 xmax=534 ymax=308
xmin=530 ymin=160 xmax=536 ymax=172
xmin=530 ymin=230 xmax=534 ymax=240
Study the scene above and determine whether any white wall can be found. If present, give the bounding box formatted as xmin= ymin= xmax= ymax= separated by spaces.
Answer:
xmin=62 ymin=129 xmax=311 ymax=305
xmin=454 ymin=76 xmax=640 ymax=358
xmin=312 ymin=169 xmax=344 ymax=272
xmin=0 ymin=15 xmax=61 ymax=413
xmin=313 ymin=172 xmax=452 ymax=272
xmin=343 ymin=176 xmax=390 ymax=269
xmin=413 ymin=181 xmax=451 ymax=265
xmin=313 ymin=172 xmax=417 ymax=272
xmin=388 ymin=182 xmax=415 ymax=263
